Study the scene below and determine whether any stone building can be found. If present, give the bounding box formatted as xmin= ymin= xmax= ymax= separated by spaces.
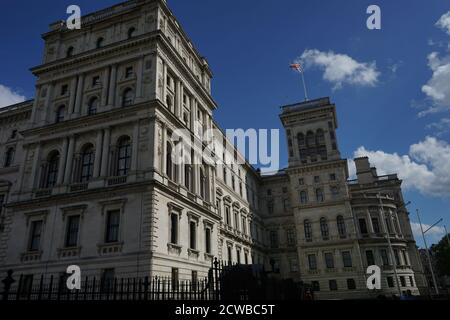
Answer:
xmin=0 ymin=0 xmax=425 ymax=299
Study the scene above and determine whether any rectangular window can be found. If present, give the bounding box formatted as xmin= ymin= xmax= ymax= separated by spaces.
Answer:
xmin=366 ymin=250 xmax=375 ymax=266
xmin=205 ymin=228 xmax=211 ymax=254
xmin=380 ymin=249 xmax=389 ymax=266
xmin=61 ymin=84 xmax=68 ymax=96
xmin=225 ymin=207 xmax=230 ymax=225
xmin=189 ymin=221 xmax=196 ymax=250
xmin=372 ymin=217 xmax=380 ymax=234
xmin=241 ymin=217 xmax=247 ymax=235
xmin=65 ymin=215 xmax=80 ymax=247
xmin=29 ymin=220 xmax=43 ymax=251
xmin=347 ymin=279 xmax=356 ymax=290
xmin=308 ymin=254 xmax=317 ymax=270
xmin=170 ymin=213 xmax=178 ymax=244
xmin=290 ymin=259 xmax=299 ymax=272
xmin=409 ymin=276 xmax=414 ymax=287
xmin=191 ymin=271 xmax=198 ymax=290
xmin=325 ymin=252 xmax=335 ymax=269
xmin=314 ymin=176 xmax=320 ymax=183
xmin=105 ymin=210 xmax=120 ymax=243
xmin=400 ymin=276 xmax=406 ymax=287
xmin=359 ymin=218 xmax=368 ymax=235
xmin=269 ymin=230 xmax=279 ymax=248
xmin=402 ymin=250 xmax=409 ymax=266
xmin=92 ymin=76 xmax=101 ymax=86
xmin=101 ymin=268 xmax=115 ymax=291
xmin=227 ymin=246 xmax=232 ymax=264
xmin=312 ymin=281 xmax=320 ymax=291
xmin=172 ymin=268 xmax=179 ymax=290
xmin=299 ymin=178 xmax=304 ymax=185
xmin=329 ymin=280 xmax=338 ymax=291
xmin=236 ymin=249 xmax=241 ymax=264
xmin=394 ymin=249 xmax=401 ymax=266
xmin=286 ymin=228 xmax=296 ymax=246
xmin=234 ymin=212 xmax=239 ymax=231
xmin=329 ymin=173 xmax=336 ymax=181
xmin=387 ymin=276 xmax=394 ymax=288
xmin=342 ymin=251 xmax=352 ymax=268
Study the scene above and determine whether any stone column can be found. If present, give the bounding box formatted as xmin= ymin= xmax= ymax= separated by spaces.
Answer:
xmin=93 ymin=130 xmax=103 ymax=178
xmin=30 ymin=86 xmax=41 ymax=125
xmin=63 ymin=136 xmax=75 ymax=184
xmin=100 ymin=128 xmax=111 ymax=177
xmin=69 ymin=77 xmax=77 ymax=115
xmin=41 ymin=83 xmax=54 ymax=125
xmin=57 ymin=137 xmax=69 ymax=185
xmin=131 ymin=123 xmax=139 ymax=172
xmin=73 ymin=75 xmax=84 ymax=116
xmin=101 ymin=67 xmax=110 ymax=106
xmin=366 ymin=208 xmax=374 ymax=234
xmin=108 ymin=65 xmax=117 ymax=106
xmin=136 ymin=58 xmax=144 ymax=100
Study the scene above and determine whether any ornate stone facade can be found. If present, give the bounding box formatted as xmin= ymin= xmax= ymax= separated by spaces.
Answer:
xmin=0 ymin=0 xmax=425 ymax=299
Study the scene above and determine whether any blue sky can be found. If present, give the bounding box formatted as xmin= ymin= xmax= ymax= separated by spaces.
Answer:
xmin=1 ymin=0 xmax=449 ymax=247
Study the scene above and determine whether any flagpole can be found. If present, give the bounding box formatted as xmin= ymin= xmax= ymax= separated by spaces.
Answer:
xmin=300 ymin=68 xmax=309 ymax=102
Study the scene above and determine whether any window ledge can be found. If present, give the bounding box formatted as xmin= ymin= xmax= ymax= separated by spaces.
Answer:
xmin=21 ymin=251 xmax=42 ymax=262
xmin=97 ymin=242 xmax=123 ymax=255
xmin=167 ymin=243 xmax=182 ymax=255
xmin=57 ymin=246 xmax=81 ymax=258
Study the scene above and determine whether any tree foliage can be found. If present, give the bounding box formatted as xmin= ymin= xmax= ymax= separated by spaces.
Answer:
xmin=431 ymin=234 xmax=450 ymax=276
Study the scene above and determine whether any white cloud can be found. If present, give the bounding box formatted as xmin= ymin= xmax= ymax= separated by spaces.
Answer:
xmin=0 ymin=84 xmax=26 ymax=108
xmin=436 ymin=11 xmax=450 ymax=35
xmin=297 ymin=49 xmax=379 ymax=89
xmin=411 ymin=222 xmax=446 ymax=244
xmin=420 ymin=52 xmax=450 ymax=116
xmin=419 ymin=12 xmax=450 ymax=116
xmin=350 ymin=137 xmax=450 ymax=197
xmin=426 ymin=118 xmax=450 ymax=136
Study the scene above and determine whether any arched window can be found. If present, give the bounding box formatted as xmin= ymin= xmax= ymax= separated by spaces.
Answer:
xmin=55 ymin=105 xmax=65 ymax=123
xmin=337 ymin=215 xmax=346 ymax=238
xmin=116 ymin=137 xmax=131 ymax=176
xmin=41 ymin=151 xmax=60 ymax=188
xmin=306 ymin=131 xmax=315 ymax=147
xmin=80 ymin=144 xmax=95 ymax=182
xmin=66 ymin=46 xmax=74 ymax=58
xmin=166 ymin=142 xmax=173 ymax=180
xmin=300 ymin=190 xmax=308 ymax=204
xmin=316 ymin=188 xmax=324 ymax=202
xmin=96 ymin=37 xmax=104 ymax=49
xmin=88 ymin=97 xmax=99 ymax=115
xmin=304 ymin=219 xmax=312 ymax=241
xmin=127 ymin=27 xmax=136 ymax=39
xmin=122 ymin=88 xmax=134 ymax=107
xmin=320 ymin=217 xmax=329 ymax=240
xmin=316 ymin=129 xmax=325 ymax=145
xmin=4 ymin=147 xmax=14 ymax=167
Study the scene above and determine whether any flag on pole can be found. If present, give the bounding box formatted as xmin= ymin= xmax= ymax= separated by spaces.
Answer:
xmin=290 ymin=63 xmax=303 ymax=72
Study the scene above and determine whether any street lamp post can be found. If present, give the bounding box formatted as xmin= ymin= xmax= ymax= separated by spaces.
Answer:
xmin=416 ymin=209 xmax=440 ymax=296
xmin=378 ymin=194 xmax=402 ymax=297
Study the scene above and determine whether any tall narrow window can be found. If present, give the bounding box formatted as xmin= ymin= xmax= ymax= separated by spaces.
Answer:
xmin=55 ymin=105 xmax=65 ymax=123
xmin=300 ymin=190 xmax=308 ymax=204
xmin=337 ymin=215 xmax=346 ymax=238
xmin=316 ymin=188 xmax=324 ymax=202
xmin=166 ymin=143 xmax=173 ymax=180
xmin=380 ymin=249 xmax=389 ymax=266
xmin=286 ymin=228 xmax=296 ymax=246
xmin=366 ymin=250 xmax=375 ymax=266
xmin=44 ymin=152 xmax=60 ymax=188
xmin=320 ymin=217 xmax=329 ymax=240
xmin=308 ymin=254 xmax=317 ymax=270
xmin=127 ymin=27 xmax=136 ymax=39
xmin=171 ymin=268 xmax=179 ymax=290
xmin=372 ymin=217 xmax=381 ymax=234
xmin=184 ymin=164 xmax=192 ymax=191
xmin=80 ymin=145 xmax=94 ymax=182
xmin=269 ymin=230 xmax=279 ymax=248
xmin=96 ymin=37 xmax=104 ymax=49
xmin=170 ymin=213 xmax=178 ymax=244
xmin=122 ymin=88 xmax=134 ymax=107
xmin=66 ymin=46 xmax=74 ymax=58
xmin=189 ymin=221 xmax=196 ymax=250
xmin=342 ymin=251 xmax=352 ymax=268
xmin=359 ymin=218 xmax=368 ymax=235
xmin=117 ymin=137 xmax=131 ymax=176
xmin=324 ymin=252 xmax=334 ymax=269
xmin=205 ymin=227 xmax=211 ymax=254
xmin=88 ymin=97 xmax=98 ymax=115
xmin=4 ymin=147 xmax=14 ymax=167
xmin=200 ymin=167 xmax=206 ymax=199
xmin=304 ymin=219 xmax=312 ymax=241
xmin=29 ymin=220 xmax=43 ymax=251
xmin=225 ymin=206 xmax=231 ymax=226
xmin=105 ymin=210 xmax=120 ymax=243
xmin=65 ymin=215 xmax=80 ymax=247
